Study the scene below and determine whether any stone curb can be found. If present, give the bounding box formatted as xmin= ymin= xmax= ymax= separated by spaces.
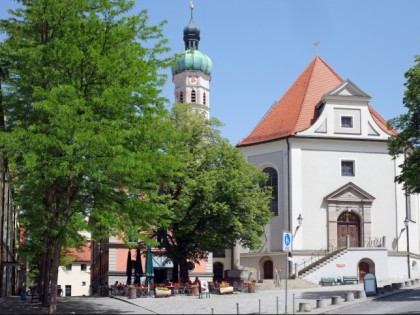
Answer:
xmin=309 ymin=282 xmax=420 ymax=314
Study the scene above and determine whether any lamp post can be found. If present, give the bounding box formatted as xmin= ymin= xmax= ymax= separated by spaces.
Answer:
xmin=293 ymin=214 xmax=303 ymax=237
xmin=297 ymin=214 xmax=303 ymax=227
xmin=404 ymin=218 xmax=411 ymax=279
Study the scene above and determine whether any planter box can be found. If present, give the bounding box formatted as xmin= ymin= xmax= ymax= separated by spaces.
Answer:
xmin=155 ymin=288 xmax=171 ymax=298
xmin=219 ymin=286 xmax=234 ymax=294
xmin=191 ymin=286 xmax=199 ymax=296
xmin=248 ymin=285 xmax=256 ymax=293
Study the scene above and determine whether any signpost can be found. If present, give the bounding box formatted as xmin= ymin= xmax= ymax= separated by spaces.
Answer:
xmin=283 ymin=231 xmax=292 ymax=314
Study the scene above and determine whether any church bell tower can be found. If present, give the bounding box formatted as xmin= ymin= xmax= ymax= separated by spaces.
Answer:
xmin=172 ymin=1 xmax=212 ymax=118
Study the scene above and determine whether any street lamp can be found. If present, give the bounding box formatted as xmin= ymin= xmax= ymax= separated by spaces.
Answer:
xmin=404 ymin=218 xmax=411 ymax=279
xmin=297 ymin=214 xmax=303 ymax=226
xmin=294 ymin=214 xmax=303 ymax=235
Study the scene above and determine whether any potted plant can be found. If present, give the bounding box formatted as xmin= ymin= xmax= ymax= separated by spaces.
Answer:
xmin=155 ymin=286 xmax=171 ymax=298
xmin=190 ymin=284 xmax=199 ymax=296
xmin=219 ymin=282 xmax=234 ymax=294
xmin=247 ymin=280 xmax=256 ymax=293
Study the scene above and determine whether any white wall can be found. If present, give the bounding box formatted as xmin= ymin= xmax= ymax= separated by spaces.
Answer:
xmin=57 ymin=262 xmax=90 ymax=296
xmin=303 ymin=249 xmax=388 ymax=284
xmin=291 ymin=138 xmax=405 ymax=254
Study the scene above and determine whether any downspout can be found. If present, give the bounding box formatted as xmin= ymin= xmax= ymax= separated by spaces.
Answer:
xmin=393 ymin=158 xmax=399 ymax=251
xmin=286 ymin=137 xmax=291 ymax=233
xmin=403 ymin=147 xmax=411 ymax=279
xmin=286 ymin=137 xmax=291 ymax=278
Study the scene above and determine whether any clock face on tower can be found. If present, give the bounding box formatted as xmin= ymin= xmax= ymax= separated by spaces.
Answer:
xmin=189 ymin=76 xmax=197 ymax=85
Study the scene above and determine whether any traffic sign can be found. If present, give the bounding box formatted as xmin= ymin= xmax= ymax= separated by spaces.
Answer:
xmin=283 ymin=231 xmax=292 ymax=252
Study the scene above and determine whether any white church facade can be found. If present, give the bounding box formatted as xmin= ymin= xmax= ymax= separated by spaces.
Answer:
xmin=168 ymin=3 xmax=419 ymax=285
xmin=233 ymin=56 xmax=420 ymax=285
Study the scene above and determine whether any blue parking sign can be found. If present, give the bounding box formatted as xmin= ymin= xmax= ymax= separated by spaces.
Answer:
xmin=283 ymin=231 xmax=292 ymax=252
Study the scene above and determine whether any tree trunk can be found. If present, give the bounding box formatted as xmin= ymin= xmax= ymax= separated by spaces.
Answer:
xmin=41 ymin=242 xmax=52 ymax=306
xmin=179 ymin=259 xmax=189 ymax=283
xmin=171 ymin=261 xmax=179 ymax=283
xmin=48 ymin=235 xmax=62 ymax=314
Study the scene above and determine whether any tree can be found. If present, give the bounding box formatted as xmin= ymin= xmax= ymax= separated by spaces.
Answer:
xmin=0 ymin=1 xmax=177 ymax=313
xmin=388 ymin=55 xmax=420 ymax=194
xmin=155 ymin=104 xmax=272 ymax=282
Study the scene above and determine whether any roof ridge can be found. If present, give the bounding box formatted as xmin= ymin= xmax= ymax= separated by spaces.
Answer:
xmin=238 ymin=56 xmax=345 ymax=147
xmin=315 ymin=55 xmax=343 ymax=81
xmin=243 ymin=58 xmax=317 ymax=142
xmin=291 ymin=57 xmax=319 ymax=134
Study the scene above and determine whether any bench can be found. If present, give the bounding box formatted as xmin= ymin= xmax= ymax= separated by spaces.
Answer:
xmin=320 ymin=277 xmax=337 ymax=286
xmin=342 ymin=276 xmax=358 ymax=284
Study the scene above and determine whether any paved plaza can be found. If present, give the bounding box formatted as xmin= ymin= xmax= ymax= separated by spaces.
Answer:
xmin=1 ymin=279 xmax=418 ymax=314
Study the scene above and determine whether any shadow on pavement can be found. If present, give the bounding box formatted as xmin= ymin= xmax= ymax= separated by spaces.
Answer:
xmin=0 ymin=296 xmax=137 ymax=314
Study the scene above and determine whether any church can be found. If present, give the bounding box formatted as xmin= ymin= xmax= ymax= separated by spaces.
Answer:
xmin=234 ymin=55 xmax=420 ymax=284
xmin=170 ymin=2 xmax=420 ymax=285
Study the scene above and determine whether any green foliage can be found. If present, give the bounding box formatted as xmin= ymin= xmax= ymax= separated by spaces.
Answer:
xmin=388 ymin=55 xmax=420 ymax=194
xmin=0 ymin=0 xmax=178 ymax=301
xmin=157 ymin=104 xmax=272 ymax=269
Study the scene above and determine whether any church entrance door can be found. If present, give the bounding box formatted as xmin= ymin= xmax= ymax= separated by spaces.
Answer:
xmin=337 ymin=212 xmax=360 ymax=248
xmin=263 ymin=260 xmax=273 ymax=279
xmin=358 ymin=261 xmax=370 ymax=281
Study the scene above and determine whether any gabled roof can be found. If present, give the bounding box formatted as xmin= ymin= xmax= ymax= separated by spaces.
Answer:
xmin=237 ymin=56 xmax=396 ymax=147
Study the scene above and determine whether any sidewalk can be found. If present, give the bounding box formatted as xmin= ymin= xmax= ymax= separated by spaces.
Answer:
xmin=1 ymin=279 xmax=418 ymax=314
xmin=111 ymin=279 xmax=420 ymax=314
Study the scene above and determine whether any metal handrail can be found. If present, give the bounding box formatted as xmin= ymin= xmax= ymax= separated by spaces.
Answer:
xmin=293 ymin=244 xmax=345 ymax=278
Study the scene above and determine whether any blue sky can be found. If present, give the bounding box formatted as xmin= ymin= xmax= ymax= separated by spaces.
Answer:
xmin=2 ymin=1 xmax=420 ymax=145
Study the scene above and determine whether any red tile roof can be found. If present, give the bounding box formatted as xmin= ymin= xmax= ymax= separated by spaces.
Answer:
xmin=68 ymin=242 xmax=91 ymax=262
xmin=238 ymin=56 xmax=396 ymax=147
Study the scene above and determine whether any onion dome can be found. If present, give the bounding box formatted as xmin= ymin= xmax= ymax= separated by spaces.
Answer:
xmin=172 ymin=1 xmax=212 ymax=76
xmin=172 ymin=49 xmax=212 ymax=75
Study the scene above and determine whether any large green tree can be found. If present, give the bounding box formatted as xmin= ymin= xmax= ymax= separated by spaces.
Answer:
xmin=388 ymin=55 xmax=420 ymax=194
xmin=0 ymin=0 xmax=177 ymax=312
xmin=155 ymin=104 xmax=272 ymax=282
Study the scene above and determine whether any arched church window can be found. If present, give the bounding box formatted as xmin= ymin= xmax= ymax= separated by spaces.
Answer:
xmin=180 ymin=91 xmax=184 ymax=103
xmin=263 ymin=167 xmax=278 ymax=216
xmin=203 ymin=92 xmax=206 ymax=105
xmin=191 ymin=90 xmax=196 ymax=103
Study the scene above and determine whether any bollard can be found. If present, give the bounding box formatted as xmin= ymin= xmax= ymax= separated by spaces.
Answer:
xmin=355 ymin=290 xmax=366 ymax=299
xmin=405 ymin=281 xmax=411 ymax=287
xmin=298 ymin=302 xmax=311 ymax=312
xmin=411 ymin=280 xmax=416 ymax=286
xmin=236 ymin=302 xmax=239 ymax=315
xmin=293 ymin=293 xmax=295 ymax=315
xmin=258 ymin=299 xmax=261 ymax=315
xmin=345 ymin=292 xmax=354 ymax=302
xmin=316 ymin=299 xmax=327 ymax=308
xmin=276 ymin=296 xmax=279 ymax=315
xmin=331 ymin=296 xmax=341 ymax=305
